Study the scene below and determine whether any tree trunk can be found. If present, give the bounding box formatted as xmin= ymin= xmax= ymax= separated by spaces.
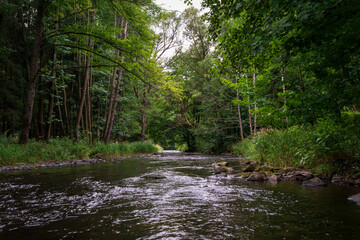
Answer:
xmin=46 ymin=47 xmax=58 ymax=142
xmin=297 ymin=65 xmax=305 ymax=92
xmin=75 ymin=8 xmax=95 ymax=142
xmin=104 ymin=18 xmax=128 ymax=143
xmin=236 ymin=78 xmax=244 ymax=141
xmin=141 ymin=113 xmax=147 ymax=142
xmin=253 ymin=73 xmax=257 ymax=134
xmin=246 ymin=74 xmax=253 ymax=136
xmin=281 ymin=68 xmax=289 ymax=124
xmin=103 ymin=13 xmax=122 ymax=141
xmin=61 ymin=78 xmax=71 ymax=135
xmin=75 ymin=51 xmax=90 ymax=142
xmin=19 ymin=0 xmax=45 ymax=144
xmin=103 ymin=68 xmax=117 ymax=140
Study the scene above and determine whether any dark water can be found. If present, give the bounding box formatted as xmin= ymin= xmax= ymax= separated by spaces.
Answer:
xmin=1 ymin=151 xmax=360 ymax=240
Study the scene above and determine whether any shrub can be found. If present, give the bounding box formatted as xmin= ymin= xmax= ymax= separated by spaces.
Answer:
xmin=129 ymin=141 xmax=158 ymax=154
xmin=232 ymin=116 xmax=360 ymax=174
xmin=0 ymin=137 xmax=158 ymax=166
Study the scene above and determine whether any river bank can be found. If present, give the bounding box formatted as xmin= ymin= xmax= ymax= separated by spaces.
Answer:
xmin=212 ymin=159 xmax=360 ymax=204
xmin=0 ymin=154 xmax=160 ymax=172
xmin=214 ymin=159 xmax=360 ymax=188
xmin=0 ymin=138 xmax=160 ymax=168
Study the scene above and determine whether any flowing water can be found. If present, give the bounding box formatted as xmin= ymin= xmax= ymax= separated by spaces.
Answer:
xmin=0 ymin=151 xmax=360 ymax=239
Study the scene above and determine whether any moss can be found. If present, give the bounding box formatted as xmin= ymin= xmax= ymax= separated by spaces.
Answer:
xmin=215 ymin=162 xmax=229 ymax=167
xmin=220 ymin=166 xmax=234 ymax=173
xmin=242 ymin=163 xmax=257 ymax=172
xmin=235 ymin=172 xmax=252 ymax=178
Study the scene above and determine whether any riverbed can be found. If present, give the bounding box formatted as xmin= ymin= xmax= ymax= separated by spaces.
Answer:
xmin=1 ymin=151 xmax=360 ymax=239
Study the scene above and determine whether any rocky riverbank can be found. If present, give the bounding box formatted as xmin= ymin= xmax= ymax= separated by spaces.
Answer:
xmin=212 ymin=159 xmax=360 ymax=204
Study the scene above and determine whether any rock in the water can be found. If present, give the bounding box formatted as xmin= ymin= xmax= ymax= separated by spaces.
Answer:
xmin=235 ymin=172 xmax=252 ymax=179
xmin=141 ymin=175 xmax=166 ymax=180
xmin=212 ymin=162 xmax=229 ymax=167
xmin=267 ymin=175 xmax=279 ymax=182
xmin=348 ymin=193 xmax=360 ymax=205
xmin=246 ymin=171 xmax=267 ymax=182
xmin=239 ymin=160 xmax=255 ymax=165
xmin=212 ymin=162 xmax=229 ymax=174
xmin=242 ymin=163 xmax=257 ymax=172
xmin=355 ymin=179 xmax=360 ymax=188
xmin=221 ymin=172 xmax=228 ymax=177
xmin=220 ymin=166 xmax=234 ymax=173
xmin=331 ymin=175 xmax=343 ymax=184
xmin=303 ymin=177 xmax=326 ymax=187
xmin=281 ymin=171 xmax=314 ymax=181
xmin=264 ymin=171 xmax=279 ymax=182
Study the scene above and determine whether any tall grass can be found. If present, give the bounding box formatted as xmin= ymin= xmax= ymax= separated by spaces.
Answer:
xmin=233 ymin=114 xmax=360 ymax=175
xmin=0 ymin=137 xmax=159 ymax=166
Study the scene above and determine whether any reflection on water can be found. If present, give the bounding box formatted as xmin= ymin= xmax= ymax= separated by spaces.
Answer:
xmin=0 ymin=151 xmax=360 ymax=239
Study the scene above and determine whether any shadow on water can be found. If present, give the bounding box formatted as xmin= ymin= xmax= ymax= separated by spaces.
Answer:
xmin=1 ymin=150 xmax=360 ymax=239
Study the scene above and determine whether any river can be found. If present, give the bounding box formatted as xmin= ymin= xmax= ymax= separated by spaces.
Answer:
xmin=0 ymin=151 xmax=360 ymax=239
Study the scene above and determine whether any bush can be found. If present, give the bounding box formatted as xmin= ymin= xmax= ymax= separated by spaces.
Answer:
xmin=232 ymin=116 xmax=360 ymax=174
xmin=129 ymin=141 xmax=158 ymax=154
xmin=0 ymin=137 xmax=158 ymax=166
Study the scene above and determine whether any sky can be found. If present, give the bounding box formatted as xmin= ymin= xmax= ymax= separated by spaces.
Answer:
xmin=153 ymin=0 xmax=205 ymax=61
xmin=155 ymin=0 xmax=203 ymax=12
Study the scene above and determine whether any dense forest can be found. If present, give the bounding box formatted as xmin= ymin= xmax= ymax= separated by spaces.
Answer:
xmin=1 ymin=0 xmax=360 ymax=173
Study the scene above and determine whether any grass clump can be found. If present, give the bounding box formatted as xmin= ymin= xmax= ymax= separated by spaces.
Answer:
xmin=129 ymin=141 xmax=158 ymax=154
xmin=232 ymin=115 xmax=360 ymax=175
xmin=0 ymin=138 xmax=159 ymax=166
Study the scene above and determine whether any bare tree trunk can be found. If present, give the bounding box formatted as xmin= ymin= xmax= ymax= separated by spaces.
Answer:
xmin=105 ymin=18 xmax=128 ymax=143
xmin=46 ymin=86 xmax=55 ymax=142
xmin=141 ymin=113 xmax=147 ymax=142
xmin=103 ymin=13 xmax=122 ymax=141
xmin=87 ymin=66 xmax=93 ymax=140
xmin=46 ymin=44 xmax=58 ymax=142
xmin=236 ymin=78 xmax=244 ymax=140
xmin=38 ymin=90 xmax=44 ymax=139
xmin=75 ymin=8 xmax=95 ymax=142
xmin=245 ymin=74 xmax=253 ymax=136
xmin=19 ymin=0 xmax=45 ymax=144
xmin=75 ymin=52 xmax=90 ymax=142
xmin=253 ymin=73 xmax=257 ymax=134
xmin=297 ymin=65 xmax=305 ymax=92
xmin=61 ymin=78 xmax=71 ymax=134
xmin=281 ymin=68 xmax=289 ymax=124
xmin=141 ymin=86 xmax=151 ymax=142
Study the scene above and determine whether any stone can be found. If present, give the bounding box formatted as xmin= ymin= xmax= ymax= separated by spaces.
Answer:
xmin=242 ymin=163 xmax=257 ymax=172
xmin=141 ymin=175 xmax=167 ymax=180
xmin=212 ymin=162 xmax=230 ymax=174
xmin=355 ymin=179 xmax=360 ymax=188
xmin=235 ymin=172 xmax=252 ymax=179
xmin=348 ymin=193 xmax=360 ymax=205
xmin=220 ymin=166 xmax=234 ymax=173
xmin=264 ymin=171 xmax=279 ymax=182
xmin=331 ymin=175 xmax=343 ymax=184
xmin=281 ymin=171 xmax=314 ymax=181
xmin=239 ymin=160 xmax=255 ymax=165
xmin=302 ymin=177 xmax=327 ymax=187
xmin=267 ymin=175 xmax=279 ymax=182
xmin=246 ymin=171 xmax=267 ymax=182
xmin=212 ymin=162 xmax=229 ymax=167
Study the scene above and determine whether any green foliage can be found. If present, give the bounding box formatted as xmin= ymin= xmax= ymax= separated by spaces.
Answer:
xmin=233 ymin=115 xmax=360 ymax=174
xmin=128 ymin=141 xmax=158 ymax=154
xmin=0 ymin=138 xmax=158 ymax=166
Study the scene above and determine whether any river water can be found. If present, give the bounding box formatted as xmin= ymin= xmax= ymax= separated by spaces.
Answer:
xmin=0 ymin=151 xmax=360 ymax=239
